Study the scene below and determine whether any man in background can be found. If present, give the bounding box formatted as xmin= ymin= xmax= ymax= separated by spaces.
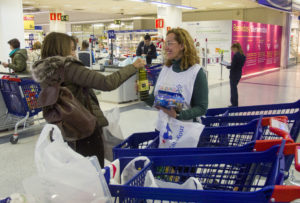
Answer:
xmin=136 ymin=34 xmax=157 ymax=65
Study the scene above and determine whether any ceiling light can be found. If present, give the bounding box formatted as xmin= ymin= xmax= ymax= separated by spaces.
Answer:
xmin=39 ymin=5 xmax=50 ymax=8
xmin=176 ymin=5 xmax=197 ymax=9
xmin=212 ymin=2 xmax=223 ymax=5
xmin=130 ymin=0 xmax=146 ymax=2
xmin=23 ymin=6 xmax=35 ymax=10
xmin=94 ymin=23 xmax=104 ymax=27
xmin=23 ymin=11 xmax=50 ymax=15
xmin=64 ymin=4 xmax=72 ymax=7
xmin=150 ymin=1 xmax=171 ymax=7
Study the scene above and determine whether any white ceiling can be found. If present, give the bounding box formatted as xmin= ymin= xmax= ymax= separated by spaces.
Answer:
xmin=23 ymin=0 xmax=262 ymax=24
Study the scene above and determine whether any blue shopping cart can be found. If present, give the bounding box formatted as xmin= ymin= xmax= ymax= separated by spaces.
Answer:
xmin=206 ymin=100 xmax=300 ymax=117
xmin=0 ymin=76 xmax=42 ymax=144
xmin=146 ymin=64 xmax=162 ymax=86
xmin=105 ymin=141 xmax=300 ymax=202
xmin=113 ymin=117 xmax=294 ymax=159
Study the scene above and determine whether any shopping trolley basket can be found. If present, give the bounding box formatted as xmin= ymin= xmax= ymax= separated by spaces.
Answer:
xmin=145 ymin=64 xmax=162 ymax=86
xmin=0 ymin=76 xmax=42 ymax=144
xmin=105 ymin=141 xmax=300 ymax=203
xmin=206 ymin=100 xmax=300 ymax=117
xmin=113 ymin=117 xmax=294 ymax=159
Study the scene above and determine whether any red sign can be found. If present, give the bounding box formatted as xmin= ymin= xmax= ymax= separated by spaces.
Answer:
xmin=50 ymin=13 xmax=56 ymax=20
xmin=57 ymin=13 xmax=62 ymax=21
xmin=155 ymin=19 xmax=164 ymax=29
xmin=50 ymin=13 xmax=62 ymax=21
xmin=166 ymin=26 xmax=171 ymax=31
xmin=24 ymin=16 xmax=34 ymax=21
xmin=232 ymin=20 xmax=282 ymax=75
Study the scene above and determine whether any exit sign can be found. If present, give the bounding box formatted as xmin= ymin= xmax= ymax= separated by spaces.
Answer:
xmin=61 ymin=15 xmax=69 ymax=21
xmin=49 ymin=13 xmax=63 ymax=21
xmin=155 ymin=19 xmax=164 ymax=28
xmin=114 ymin=20 xmax=121 ymax=25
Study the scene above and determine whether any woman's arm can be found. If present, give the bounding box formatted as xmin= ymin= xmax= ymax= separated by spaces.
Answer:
xmin=65 ymin=59 xmax=145 ymax=91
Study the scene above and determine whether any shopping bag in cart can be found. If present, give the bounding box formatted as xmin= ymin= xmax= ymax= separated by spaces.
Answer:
xmin=23 ymin=124 xmax=112 ymax=203
xmin=157 ymin=111 xmax=204 ymax=148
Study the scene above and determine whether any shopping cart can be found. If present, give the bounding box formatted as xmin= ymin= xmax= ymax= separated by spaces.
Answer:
xmin=145 ymin=64 xmax=162 ymax=86
xmin=0 ymin=76 xmax=42 ymax=144
xmin=105 ymin=141 xmax=300 ymax=202
xmin=113 ymin=117 xmax=295 ymax=159
xmin=205 ymin=100 xmax=300 ymax=117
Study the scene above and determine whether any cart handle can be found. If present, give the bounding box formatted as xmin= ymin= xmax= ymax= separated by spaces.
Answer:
xmin=254 ymin=140 xmax=300 ymax=172
xmin=271 ymin=185 xmax=300 ymax=202
xmin=261 ymin=116 xmax=293 ymax=142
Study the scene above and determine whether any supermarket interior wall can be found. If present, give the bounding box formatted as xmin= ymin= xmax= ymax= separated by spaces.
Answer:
xmin=182 ymin=7 xmax=285 ymax=26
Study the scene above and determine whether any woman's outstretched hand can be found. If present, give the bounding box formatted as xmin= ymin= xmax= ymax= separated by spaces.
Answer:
xmin=133 ymin=58 xmax=146 ymax=69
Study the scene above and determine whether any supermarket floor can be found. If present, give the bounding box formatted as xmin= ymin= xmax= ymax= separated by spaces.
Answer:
xmin=0 ymin=65 xmax=300 ymax=199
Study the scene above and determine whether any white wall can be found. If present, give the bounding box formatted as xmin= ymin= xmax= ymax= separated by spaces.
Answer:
xmin=0 ymin=0 xmax=25 ymax=71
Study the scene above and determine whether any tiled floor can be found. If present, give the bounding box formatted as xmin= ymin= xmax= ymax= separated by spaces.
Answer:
xmin=0 ymin=65 xmax=299 ymax=200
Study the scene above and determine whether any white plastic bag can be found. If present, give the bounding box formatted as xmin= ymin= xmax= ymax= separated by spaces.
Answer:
xmin=23 ymin=124 xmax=112 ymax=203
xmin=103 ymin=157 xmax=151 ymax=185
xmin=157 ymin=112 xmax=205 ymax=148
xmin=121 ymin=156 xmax=150 ymax=184
xmin=103 ymin=107 xmax=123 ymax=140
xmin=144 ymin=170 xmax=203 ymax=190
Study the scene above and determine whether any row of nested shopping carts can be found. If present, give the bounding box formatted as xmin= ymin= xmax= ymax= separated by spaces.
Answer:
xmin=0 ymin=75 xmax=42 ymax=144
xmin=103 ymin=100 xmax=300 ymax=202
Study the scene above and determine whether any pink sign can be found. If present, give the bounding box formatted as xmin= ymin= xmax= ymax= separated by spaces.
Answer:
xmin=232 ymin=20 xmax=282 ymax=75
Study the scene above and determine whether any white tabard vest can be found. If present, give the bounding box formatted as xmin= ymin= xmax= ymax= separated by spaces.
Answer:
xmin=154 ymin=64 xmax=202 ymax=128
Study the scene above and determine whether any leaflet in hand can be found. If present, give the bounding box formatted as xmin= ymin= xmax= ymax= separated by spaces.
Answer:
xmin=221 ymin=60 xmax=231 ymax=66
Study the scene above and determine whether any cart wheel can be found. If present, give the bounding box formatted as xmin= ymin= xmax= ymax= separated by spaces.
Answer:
xmin=10 ymin=135 xmax=18 ymax=144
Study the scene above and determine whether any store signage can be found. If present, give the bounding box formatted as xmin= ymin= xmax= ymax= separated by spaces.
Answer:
xmin=114 ymin=20 xmax=121 ymax=25
xmin=107 ymin=30 xmax=116 ymax=39
xmin=155 ymin=19 xmax=164 ymax=29
xmin=23 ymin=15 xmax=35 ymax=30
xmin=232 ymin=20 xmax=282 ymax=75
xmin=166 ymin=26 xmax=171 ymax=31
xmin=29 ymin=34 xmax=34 ymax=40
xmin=61 ymin=15 xmax=69 ymax=21
xmin=50 ymin=13 xmax=62 ymax=21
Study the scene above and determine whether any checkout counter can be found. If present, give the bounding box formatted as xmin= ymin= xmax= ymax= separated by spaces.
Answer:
xmin=91 ymin=64 xmax=138 ymax=103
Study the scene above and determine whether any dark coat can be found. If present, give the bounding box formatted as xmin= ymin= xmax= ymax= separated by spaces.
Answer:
xmin=32 ymin=56 xmax=137 ymax=127
xmin=228 ymin=52 xmax=246 ymax=79
xmin=8 ymin=49 xmax=28 ymax=73
xmin=136 ymin=41 xmax=157 ymax=65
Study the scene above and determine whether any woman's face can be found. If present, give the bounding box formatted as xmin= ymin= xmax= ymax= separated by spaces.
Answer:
xmin=10 ymin=45 xmax=14 ymax=50
xmin=165 ymin=33 xmax=184 ymax=61
xmin=71 ymin=41 xmax=76 ymax=57
xmin=231 ymin=47 xmax=238 ymax=54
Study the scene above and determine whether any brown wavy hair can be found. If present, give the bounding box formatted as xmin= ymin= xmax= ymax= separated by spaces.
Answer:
xmin=231 ymin=42 xmax=244 ymax=55
xmin=165 ymin=28 xmax=199 ymax=70
xmin=41 ymin=32 xmax=72 ymax=59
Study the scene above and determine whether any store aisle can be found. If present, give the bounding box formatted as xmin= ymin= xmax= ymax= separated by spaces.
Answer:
xmin=0 ymin=65 xmax=300 ymax=198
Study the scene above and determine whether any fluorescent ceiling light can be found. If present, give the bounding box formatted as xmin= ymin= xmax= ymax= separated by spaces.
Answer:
xmin=176 ymin=5 xmax=196 ymax=9
xmin=130 ymin=0 xmax=146 ymax=2
xmin=23 ymin=11 xmax=50 ymax=15
xmin=150 ymin=1 xmax=171 ymax=7
xmin=94 ymin=23 xmax=104 ymax=27
xmin=23 ymin=6 xmax=35 ymax=10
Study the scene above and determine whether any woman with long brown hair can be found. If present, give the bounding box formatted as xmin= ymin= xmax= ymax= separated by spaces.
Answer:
xmin=145 ymin=28 xmax=208 ymax=122
xmin=227 ymin=42 xmax=246 ymax=107
xmin=32 ymin=32 xmax=145 ymax=167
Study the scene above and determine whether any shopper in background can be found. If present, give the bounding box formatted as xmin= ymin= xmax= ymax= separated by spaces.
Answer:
xmin=136 ymin=34 xmax=157 ymax=65
xmin=226 ymin=42 xmax=246 ymax=107
xmin=145 ymin=28 xmax=208 ymax=122
xmin=70 ymin=36 xmax=78 ymax=58
xmin=29 ymin=41 xmax=42 ymax=63
xmin=2 ymin=38 xmax=28 ymax=73
xmin=81 ymin=40 xmax=96 ymax=64
xmin=98 ymin=43 xmax=107 ymax=53
xmin=31 ymin=32 xmax=146 ymax=167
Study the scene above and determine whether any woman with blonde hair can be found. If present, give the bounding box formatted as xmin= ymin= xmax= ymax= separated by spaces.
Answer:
xmin=29 ymin=41 xmax=42 ymax=63
xmin=226 ymin=42 xmax=246 ymax=107
xmin=145 ymin=28 xmax=208 ymax=122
